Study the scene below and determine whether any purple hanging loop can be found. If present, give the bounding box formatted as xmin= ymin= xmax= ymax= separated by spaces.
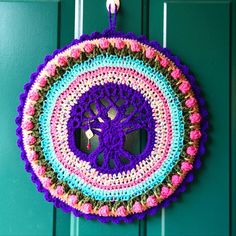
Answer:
xmin=108 ymin=4 xmax=117 ymax=31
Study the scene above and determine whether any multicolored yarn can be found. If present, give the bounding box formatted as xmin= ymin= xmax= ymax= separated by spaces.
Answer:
xmin=16 ymin=30 xmax=208 ymax=223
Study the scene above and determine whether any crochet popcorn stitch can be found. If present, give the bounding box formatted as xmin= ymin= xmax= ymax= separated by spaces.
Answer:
xmin=16 ymin=30 xmax=208 ymax=223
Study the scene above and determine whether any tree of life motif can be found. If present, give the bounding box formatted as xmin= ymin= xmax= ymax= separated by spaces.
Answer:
xmin=68 ymin=83 xmax=156 ymax=174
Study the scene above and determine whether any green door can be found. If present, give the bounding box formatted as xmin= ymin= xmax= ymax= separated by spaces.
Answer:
xmin=0 ymin=0 xmax=235 ymax=236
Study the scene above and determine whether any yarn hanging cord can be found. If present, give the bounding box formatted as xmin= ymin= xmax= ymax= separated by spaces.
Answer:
xmin=108 ymin=4 xmax=117 ymax=31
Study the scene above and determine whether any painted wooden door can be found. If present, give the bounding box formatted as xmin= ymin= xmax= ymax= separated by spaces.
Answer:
xmin=0 ymin=0 xmax=235 ymax=236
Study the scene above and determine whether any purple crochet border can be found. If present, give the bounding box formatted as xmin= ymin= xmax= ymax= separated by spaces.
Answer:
xmin=15 ymin=29 xmax=208 ymax=224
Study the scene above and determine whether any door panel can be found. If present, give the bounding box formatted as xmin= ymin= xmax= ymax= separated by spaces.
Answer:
xmin=0 ymin=2 xmax=58 ymax=236
xmin=148 ymin=1 xmax=231 ymax=236
xmin=165 ymin=2 xmax=230 ymax=236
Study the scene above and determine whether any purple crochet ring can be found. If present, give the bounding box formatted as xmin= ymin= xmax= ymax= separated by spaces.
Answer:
xmin=16 ymin=27 xmax=208 ymax=223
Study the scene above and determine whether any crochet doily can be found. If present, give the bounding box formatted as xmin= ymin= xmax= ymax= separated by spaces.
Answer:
xmin=16 ymin=30 xmax=208 ymax=223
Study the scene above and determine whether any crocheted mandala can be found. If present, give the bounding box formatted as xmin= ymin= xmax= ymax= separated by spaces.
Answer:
xmin=16 ymin=31 xmax=207 ymax=223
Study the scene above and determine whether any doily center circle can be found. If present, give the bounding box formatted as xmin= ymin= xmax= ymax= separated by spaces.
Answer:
xmin=67 ymin=82 xmax=156 ymax=174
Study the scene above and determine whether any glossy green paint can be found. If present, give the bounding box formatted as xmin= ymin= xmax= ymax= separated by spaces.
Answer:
xmin=0 ymin=2 xmax=58 ymax=235
xmin=165 ymin=2 xmax=230 ymax=236
xmin=59 ymin=0 xmax=75 ymax=47
xmin=149 ymin=0 xmax=163 ymax=45
xmin=231 ymin=0 xmax=236 ymax=235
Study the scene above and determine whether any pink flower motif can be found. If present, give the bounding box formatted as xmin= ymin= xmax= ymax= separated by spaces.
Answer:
xmin=171 ymin=175 xmax=182 ymax=186
xmin=84 ymin=43 xmax=94 ymax=53
xmin=115 ymin=39 xmax=125 ymax=50
xmin=160 ymin=186 xmax=172 ymax=198
xmin=68 ymin=195 xmax=78 ymax=206
xmin=38 ymin=76 xmax=47 ymax=87
xmin=179 ymin=81 xmax=191 ymax=94
xmin=130 ymin=41 xmax=141 ymax=52
xmin=99 ymin=39 xmax=110 ymax=49
xmin=70 ymin=48 xmax=80 ymax=59
xmin=36 ymin=165 xmax=46 ymax=176
xmin=189 ymin=113 xmax=201 ymax=124
xmin=81 ymin=203 xmax=93 ymax=214
xmin=58 ymin=56 xmax=68 ymax=66
xmin=171 ymin=69 xmax=181 ymax=79
xmin=98 ymin=205 xmax=110 ymax=216
xmin=181 ymin=162 xmax=193 ymax=172
xmin=187 ymin=146 xmax=198 ymax=156
xmin=25 ymin=105 xmax=35 ymax=116
xmin=145 ymin=48 xmax=155 ymax=59
xmin=190 ymin=130 xmax=202 ymax=140
xmin=160 ymin=58 xmax=169 ymax=68
xmin=132 ymin=201 xmax=143 ymax=213
xmin=22 ymin=120 xmax=34 ymax=131
xmin=55 ymin=186 xmax=64 ymax=195
xmin=146 ymin=196 xmax=158 ymax=207
xmin=46 ymin=64 xmax=56 ymax=77
xmin=28 ymin=90 xmax=39 ymax=101
xmin=25 ymin=135 xmax=36 ymax=145
xmin=28 ymin=151 xmax=38 ymax=161
xmin=42 ymin=177 xmax=51 ymax=188
xmin=185 ymin=97 xmax=197 ymax=108
xmin=116 ymin=206 xmax=127 ymax=216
